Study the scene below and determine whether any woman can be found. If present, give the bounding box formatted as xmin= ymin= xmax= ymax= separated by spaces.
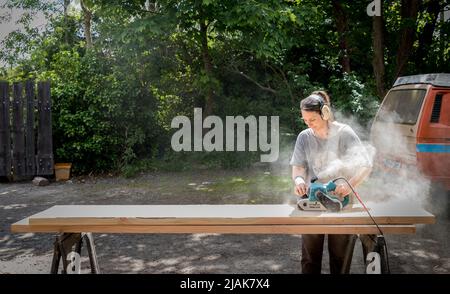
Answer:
xmin=290 ymin=90 xmax=372 ymax=274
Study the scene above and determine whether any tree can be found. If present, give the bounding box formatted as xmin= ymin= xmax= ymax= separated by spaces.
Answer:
xmin=372 ymin=2 xmax=386 ymax=97
xmin=80 ymin=0 xmax=93 ymax=49
xmin=394 ymin=0 xmax=419 ymax=80
xmin=332 ymin=0 xmax=351 ymax=73
xmin=415 ymin=0 xmax=446 ymax=72
xmin=2 ymin=0 xmax=449 ymax=172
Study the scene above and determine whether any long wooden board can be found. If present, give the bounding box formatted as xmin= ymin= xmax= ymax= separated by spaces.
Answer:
xmin=22 ymin=201 xmax=435 ymax=227
xmin=11 ymin=217 xmax=416 ymax=234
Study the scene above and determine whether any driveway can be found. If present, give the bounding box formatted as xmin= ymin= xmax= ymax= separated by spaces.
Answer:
xmin=0 ymin=168 xmax=448 ymax=274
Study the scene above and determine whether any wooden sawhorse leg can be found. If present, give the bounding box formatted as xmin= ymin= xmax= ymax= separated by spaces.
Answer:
xmin=360 ymin=234 xmax=390 ymax=274
xmin=50 ymin=233 xmax=100 ymax=274
xmin=340 ymin=234 xmax=358 ymax=274
xmin=339 ymin=234 xmax=391 ymax=274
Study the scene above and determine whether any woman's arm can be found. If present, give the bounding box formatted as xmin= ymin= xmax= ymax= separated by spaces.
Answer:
xmin=334 ymin=166 xmax=372 ymax=198
xmin=292 ymin=165 xmax=308 ymax=196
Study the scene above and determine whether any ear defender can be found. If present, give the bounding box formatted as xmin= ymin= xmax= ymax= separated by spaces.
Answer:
xmin=310 ymin=94 xmax=332 ymax=121
xmin=321 ymin=104 xmax=331 ymax=120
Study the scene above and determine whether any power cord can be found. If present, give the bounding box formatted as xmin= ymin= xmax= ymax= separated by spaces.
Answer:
xmin=332 ymin=177 xmax=390 ymax=273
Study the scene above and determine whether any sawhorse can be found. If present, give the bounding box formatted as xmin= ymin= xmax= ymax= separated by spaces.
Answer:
xmin=50 ymin=233 xmax=386 ymax=274
xmin=51 ymin=233 xmax=100 ymax=274
xmin=341 ymin=234 xmax=390 ymax=274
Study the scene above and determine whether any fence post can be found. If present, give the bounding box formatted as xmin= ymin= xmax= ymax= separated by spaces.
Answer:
xmin=36 ymin=81 xmax=54 ymax=175
xmin=0 ymin=81 xmax=11 ymax=177
xmin=12 ymin=82 xmax=26 ymax=179
xmin=25 ymin=80 xmax=36 ymax=176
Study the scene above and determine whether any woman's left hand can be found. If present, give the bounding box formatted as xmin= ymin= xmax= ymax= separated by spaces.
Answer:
xmin=333 ymin=184 xmax=351 ymax=200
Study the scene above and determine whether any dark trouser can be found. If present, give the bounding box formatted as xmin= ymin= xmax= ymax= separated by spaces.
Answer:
xmin=301 ymin=234 xmax=356 ymax=274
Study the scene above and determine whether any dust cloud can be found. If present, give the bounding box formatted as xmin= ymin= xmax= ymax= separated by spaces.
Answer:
xmin=270 ymin=109 xmax=437 ymax=211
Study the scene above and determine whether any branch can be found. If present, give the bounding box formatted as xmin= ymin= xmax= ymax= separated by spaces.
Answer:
xmin=266 ymin=63 xmax=295 ymax=101
xmin=138 ymin=9 xmax=163 ymax=15
xmin=231 ymin=66 xmax=277 ymax=94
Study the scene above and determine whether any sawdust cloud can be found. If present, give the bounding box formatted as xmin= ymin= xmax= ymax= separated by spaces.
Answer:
xmin=343 ymin=110 xmax=434 ymax=211
xmin=266 ymin=110 xmax=440 ymax=213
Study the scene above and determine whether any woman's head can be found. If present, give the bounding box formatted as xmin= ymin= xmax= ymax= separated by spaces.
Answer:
xmin=300 ymin=90 xmax=333 ymax=130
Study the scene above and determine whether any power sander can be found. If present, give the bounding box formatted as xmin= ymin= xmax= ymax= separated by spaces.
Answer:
xmin=297 ymin=177 xmax=349 ymax=212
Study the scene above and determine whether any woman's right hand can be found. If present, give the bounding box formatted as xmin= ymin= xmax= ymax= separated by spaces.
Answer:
xmin=295 ymin=183 xmax=308 ymax=197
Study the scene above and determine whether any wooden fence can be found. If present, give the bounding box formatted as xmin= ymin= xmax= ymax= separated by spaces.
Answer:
xmin=0 ymin=80 xmax=53 ymax=180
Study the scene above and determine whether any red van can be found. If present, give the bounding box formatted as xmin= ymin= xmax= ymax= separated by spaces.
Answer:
xmin=370 ymin=73 xmax=450 ymax=190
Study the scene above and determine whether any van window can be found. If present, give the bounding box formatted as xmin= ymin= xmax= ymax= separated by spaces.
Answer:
xmin=430 ymin=94 xmax=443 ymax=123
xmin=377 ymin=89 xmax=426 ymax=125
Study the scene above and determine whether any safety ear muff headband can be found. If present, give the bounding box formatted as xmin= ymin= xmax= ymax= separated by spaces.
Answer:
xmin=309 ymin=94 xmax=331 ymax=121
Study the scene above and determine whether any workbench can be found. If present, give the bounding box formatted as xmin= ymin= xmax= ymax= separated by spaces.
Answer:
xmin=11 ymin=201 xmax=435 ymax=274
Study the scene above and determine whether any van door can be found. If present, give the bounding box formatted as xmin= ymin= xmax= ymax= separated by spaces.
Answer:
xmin=416 ymin=90 xmax=450 ymax=189
xmin=371 ymin=86 xmax=428 ymax=174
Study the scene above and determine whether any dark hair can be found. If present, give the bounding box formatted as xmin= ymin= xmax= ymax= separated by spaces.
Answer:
xmin=300 ymin=90 xmax=330 ymax=112
xmin=300 ymin=90 xmax=333 ymax=120
xmin=312 ymin=90 xmax=331 ymax=105
xmin=300 ymin=95 xmax=323 ymax=114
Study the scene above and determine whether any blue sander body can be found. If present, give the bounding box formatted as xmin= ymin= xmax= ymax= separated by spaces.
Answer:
xmin=297 ymin=180 xmax=349 ymax=212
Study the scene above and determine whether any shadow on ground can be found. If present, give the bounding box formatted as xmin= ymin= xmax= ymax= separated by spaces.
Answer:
xmin=0 ymin=169 xmax=448 ymax=274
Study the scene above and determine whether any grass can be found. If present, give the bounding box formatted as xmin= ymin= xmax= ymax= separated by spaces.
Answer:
xmin=209 ymin=174 xmax=291 ymax=194
xmin=112 ymin=166 xmax=295 ymax=204
xmin=119 ymin=151 xmax=264 ymax=178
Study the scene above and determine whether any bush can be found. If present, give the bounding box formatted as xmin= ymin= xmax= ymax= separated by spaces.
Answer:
xmin=328 ymin=73 xmax=380 ymax=127
xmin=46 ymin=48 xmax=161 ymax=174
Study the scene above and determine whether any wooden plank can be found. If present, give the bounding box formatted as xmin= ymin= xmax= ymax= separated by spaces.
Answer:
xmin=12 ymin=82 xmax=26 ymax=178
xmin=25 ymin=80 xmax=36 ymax=176
xmin=0 ymin=81 xmax=11 ymax=177
xmin=36 ymin=81 xmax=53 ymax=175
xmin=26 ymin=202 xmax=435 ymax=226
xmin=11 ymin=217 xmax=416 ymax=234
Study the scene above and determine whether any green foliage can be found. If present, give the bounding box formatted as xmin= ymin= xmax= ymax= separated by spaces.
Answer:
xmin=47 ymin=47 xmax=160 ymax=173
xmin=329 ymin=73 xmax=380 ymax=127
xmin=120 ymin=159 xmax=157 ymax=178
xmin=1 ymin=0 xmax=448 ymax=174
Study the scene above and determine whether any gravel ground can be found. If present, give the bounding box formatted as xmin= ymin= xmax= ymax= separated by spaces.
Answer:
xmin=0 ymin=168 xmax=448 ymax=274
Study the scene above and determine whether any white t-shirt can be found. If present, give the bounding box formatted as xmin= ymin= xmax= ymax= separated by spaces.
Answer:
xmin=290 ymin=121 xmax=372 ymax=184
